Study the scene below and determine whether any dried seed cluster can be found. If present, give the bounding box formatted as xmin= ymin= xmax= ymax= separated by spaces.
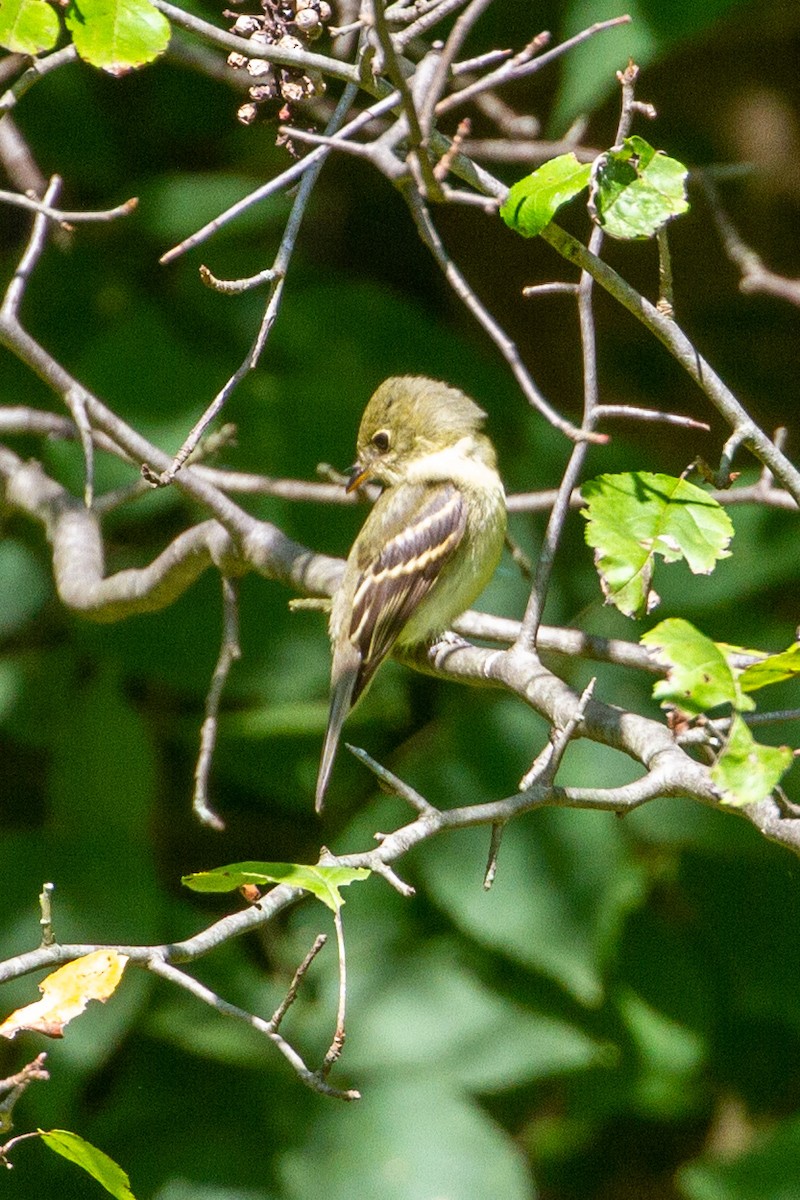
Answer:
xmin=225 ymin=0 xmax=332 ymax=126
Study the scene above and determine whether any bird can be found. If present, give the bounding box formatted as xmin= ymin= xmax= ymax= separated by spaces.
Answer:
xmin=315 ymin=375 xmax=507 ymax=810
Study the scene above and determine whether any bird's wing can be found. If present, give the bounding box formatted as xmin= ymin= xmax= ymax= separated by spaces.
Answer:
xmin=315 ymin=481 xmax=466 ymax=811
xmin=348 ymin=480 xmax=467 ymax=700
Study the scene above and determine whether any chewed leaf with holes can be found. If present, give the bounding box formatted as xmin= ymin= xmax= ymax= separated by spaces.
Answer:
xmin=712 ymin=714 xmax=793 ymax=807
xmin=642 ymin=618 xmax=753 ymax=715
xmin=65 ymin=0 xmax=170 ymax=74
xmin=0 ymin=950 xmax=128 ymax=1039
xmin=0 ymin=0 xmax=58 ymax=53
xmin=582 ymin=472 xmax=733 ymax=618
xmin=40 ymin=1130 xmax=136 ymax=1200
xmin=499 ymin=153 xmax=592 ymax=238
xmin=182 ymin=861 xmax=370 ymax=912
xmin=590 ymin=136 xmax=689 ymax=239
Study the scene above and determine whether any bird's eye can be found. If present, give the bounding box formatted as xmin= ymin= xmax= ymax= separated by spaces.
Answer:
xmin=371 ymin=430 xmax=390 ymax=452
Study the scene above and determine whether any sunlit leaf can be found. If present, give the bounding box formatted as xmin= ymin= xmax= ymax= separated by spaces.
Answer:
xmin=711 ymin=714 xmax=792 ymax=807
xmin=582 ymin=472 xmax=733 ymax=618
xmin=0 ymin=950 xmax=128 ymax=1039
xmin=499 ymin=153 xmax=592 ymax=238
xmin=738 ymin=642 xmax=800 ymax=693
xmin=0 ymin=0 xmax=58 ymax=54
xmin=642 ymin=618 xmax=753 ymax=714
xmin=182 ymin=861 xmax=370 ymax=912
xmin=40 ymin=1130 xmax=136 ymax=1200
xmin=65 ymin=0 xmax=170 ymax=74
xmin=590 ymin=135 xmax=689 ymax=239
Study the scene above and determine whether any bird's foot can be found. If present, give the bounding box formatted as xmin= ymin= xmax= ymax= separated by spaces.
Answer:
xmin=428 ymin=630 xmax=470 ymax=671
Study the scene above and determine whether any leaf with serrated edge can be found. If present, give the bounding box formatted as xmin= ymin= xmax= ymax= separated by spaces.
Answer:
xmin=591 ymin=135 xmax=689 ymax=240
xmin=582 ymin=472 xmax=733 ymax=618
xmin=712 ymin=714 xmax=793 ymax=807
xmin=0 ymin=0 xmax=59 ymax=54
xmin=500 ymin=153 xmax=591 ymax=238
xmin=40 ymin=1130 xmax=136 ymax=1200
xmin=642 ymin=618 xmax=752 ymax=714
xmin=65 ymin=0 xmax=170 ymax=75
xmin=182 ymin=861 xmax=370 ymax=912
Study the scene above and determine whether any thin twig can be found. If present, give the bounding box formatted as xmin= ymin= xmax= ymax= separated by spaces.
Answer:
xmin=0 ymin=45 xmax=78 ymax=115
xmin=657 ymin=225 xmax=675 ymax=317
xmin=160 ymin=89 xmax=399 ymax=264
xmin=370 ymin=0 xmax=444 ymax=199
xmin=156 ymin=82 xmax=359 ymax=480
xmin=697 ymin=172 xmax=800 ymax=306
xmin=417 ymin=0 xmax=498 ymax=137
xmin=437 ymin=15 xmax=631 ymax=116
xmin=38 ymin=883 xmax=55 ymax=948
xmin=519 ymin=678 xmax=596 ymax=790
xmin=193 ymin=577 xmax=242 ymax=829
xmin=147 ymin=954 xmax=360 ymax=1099
xmin=483 ymin=820 xmax=504 ymax=889
xmin=321 ymin=906 xmax=348 ymax=1076
xmin=523 ymin=281 xmax=579 ymax=297
xmin=2 ymin=175 xmax=62 ymax=320
xmin=400 ymin=181 xmax=603 ymax=444
xmin=199 ymin=264 xmax=276 ymax=293
xmin=345 ymin=744 xmax=439 ymax=815
xmin=394 ymin=0 xmax=473 ymax=49
xmin=270 ymin=934 xmax=328 ymax=1030
xmin=0 ymin=189 xmax=137 ymax=223
xmin=594 ymin=404 xmax=710 ymax=431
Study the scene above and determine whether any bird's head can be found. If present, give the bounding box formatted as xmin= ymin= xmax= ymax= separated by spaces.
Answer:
xmin=346 ymin=376 xmax=490 ymax=491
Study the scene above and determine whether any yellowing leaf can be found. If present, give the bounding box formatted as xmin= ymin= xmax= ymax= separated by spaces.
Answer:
xmin=0 ymin=950 xmax=128 ymax=1039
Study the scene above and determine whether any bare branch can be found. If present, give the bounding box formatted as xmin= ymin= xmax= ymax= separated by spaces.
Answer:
xmin=146 ymin=954 xmax=359 ymax=1099
xmin=400 ymin=181 xmax=604 ymax=444
xmin=159 ymin=89 xmax=400 ymax=264
xmin=0 ymin=45 xmax=79 ymax=116
xmin=698 ymin=172 xmax=800 ymax=307
xmin=193 ymin=577 xmax=242 ymax=829
xmin=0 ymin=189 xmax=137 ymax=223
xmin=437 ymin=15 xmax=631 ymax=116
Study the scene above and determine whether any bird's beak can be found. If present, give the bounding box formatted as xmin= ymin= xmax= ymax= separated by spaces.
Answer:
xmin=345 ymin=461 xmax=371 ymax=493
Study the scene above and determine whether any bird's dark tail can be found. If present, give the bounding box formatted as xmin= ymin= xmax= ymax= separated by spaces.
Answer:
xmin=315 ymin=665 xmax=358 ymax=812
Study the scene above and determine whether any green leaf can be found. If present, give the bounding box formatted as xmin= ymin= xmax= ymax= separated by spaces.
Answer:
xmin=581 ymin=472 xmax=733 ymax=618
xmin=499 ymin=153 xmax=592 ymax=238
xmin=711 ymin=714 xmax=793 ymax=807
xmin=0 ymin=0 xmax=58 ymax=52
xmin=39 ymin=1130 xmax=136 ymax=1200
xmin=182 ymin=861 xmax=370 ymax=912
xmin=590 ymin=135 xmax=689 ymax=239
xmin=642 ymin=618 xmax=753 ymax=715
xmin=739 ymin=642 xmax=800 ymax=693
xmin=65 ymin=0 xmax=170 ymax=74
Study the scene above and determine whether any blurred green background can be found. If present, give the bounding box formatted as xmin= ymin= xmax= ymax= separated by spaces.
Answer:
xmin=1 ymin=0 xmax=800 ymax=1197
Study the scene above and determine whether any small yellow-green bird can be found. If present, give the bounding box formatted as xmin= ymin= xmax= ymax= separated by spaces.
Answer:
xmin=316 ymin=376 xmax=507 ymax=810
